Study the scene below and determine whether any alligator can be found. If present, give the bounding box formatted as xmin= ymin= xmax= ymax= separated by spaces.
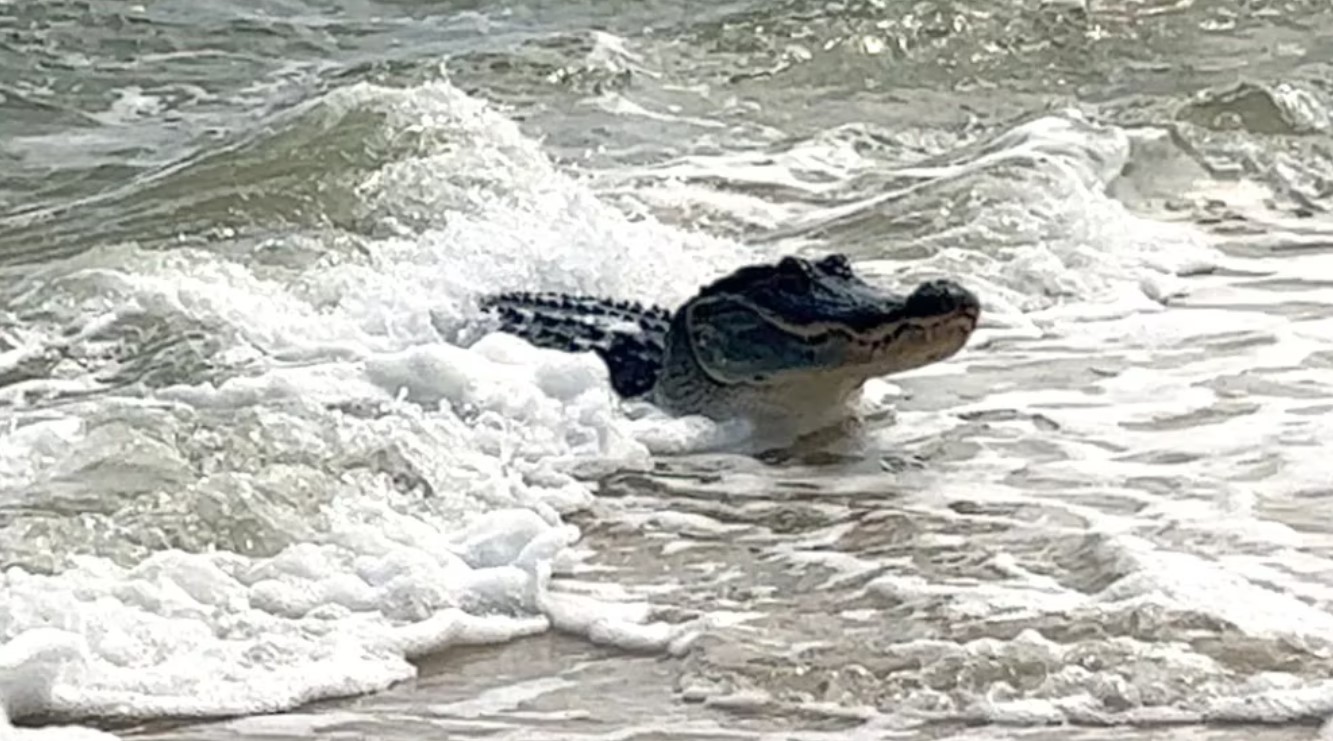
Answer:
xmin=477 ymin=253 xmax=981 ymax=427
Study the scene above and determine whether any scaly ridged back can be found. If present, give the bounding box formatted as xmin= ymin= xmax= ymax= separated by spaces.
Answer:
xmin=477 ymin=291 xmax=672 ymax=399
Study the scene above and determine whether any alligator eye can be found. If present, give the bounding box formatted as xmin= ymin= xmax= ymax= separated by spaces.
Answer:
xmin=776 ymin=257 xmax=814 ymax=288
xmin=818 ymin=253 xmax=853 ymax=278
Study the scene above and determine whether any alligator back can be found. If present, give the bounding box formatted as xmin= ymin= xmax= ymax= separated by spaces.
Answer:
xmin=477 ymin=291 xmax=671 ymax=399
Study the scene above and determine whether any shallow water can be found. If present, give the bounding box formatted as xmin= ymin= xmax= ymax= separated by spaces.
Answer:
xmin=3 ymin=0 xmax=1333 ymax=738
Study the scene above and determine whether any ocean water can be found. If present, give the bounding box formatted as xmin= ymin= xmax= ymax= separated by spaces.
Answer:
xmin=2 ymin=0 xmax=1333 ymax=739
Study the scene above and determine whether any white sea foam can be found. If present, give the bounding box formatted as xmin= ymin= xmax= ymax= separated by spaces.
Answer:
xmin=0 ymin=78 xmax=731 ymax=727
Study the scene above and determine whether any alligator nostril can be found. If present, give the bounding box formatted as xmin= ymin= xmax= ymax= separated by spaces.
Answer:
xmin=907 ymin=280 xmax=980 ymax=316
xmin=954 ymin=284 xmax=982 ymax=314
xmin=906 ymin=281 xmax=955 ymax=315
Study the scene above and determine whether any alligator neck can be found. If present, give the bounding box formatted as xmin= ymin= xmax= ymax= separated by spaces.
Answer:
xmin=653 ymin=310 xmax=722 ymax=416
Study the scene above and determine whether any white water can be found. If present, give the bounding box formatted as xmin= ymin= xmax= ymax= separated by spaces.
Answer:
xmin=4 ymin=73 xmax=1333 ymax=738
xmin=0 ymin=80 xmax=738 ymax=734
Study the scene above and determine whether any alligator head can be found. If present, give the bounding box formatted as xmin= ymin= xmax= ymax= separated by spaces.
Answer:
xmin=677 ymin=254 xmax=979 ymax=385
xmin=649 ymin=253 xmax=979 ymax=425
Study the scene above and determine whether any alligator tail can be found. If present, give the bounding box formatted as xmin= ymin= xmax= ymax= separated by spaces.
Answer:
xmin=476 ymin=291 xmax=671 ymax=399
